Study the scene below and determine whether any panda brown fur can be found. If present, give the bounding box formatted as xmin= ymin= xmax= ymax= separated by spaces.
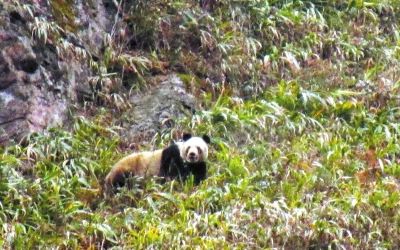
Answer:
xmin=104 ymin=134 xmax=210 ymax=189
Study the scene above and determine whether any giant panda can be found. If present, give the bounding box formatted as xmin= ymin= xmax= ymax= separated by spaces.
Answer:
xmin=104 ymin=133 xmax=210 ymax=189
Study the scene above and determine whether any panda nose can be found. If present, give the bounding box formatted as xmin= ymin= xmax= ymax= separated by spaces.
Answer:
xmin=189 ymin=152 xmax=196 ymax=157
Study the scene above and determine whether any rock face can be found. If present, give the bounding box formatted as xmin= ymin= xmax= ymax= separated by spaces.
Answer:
xmin=0 ymin=1 xmax=112 ymax=145
xmin=0 ymin=28 xmax=67 ymax=144
xmin=121 ymin=75 xmax=197 ymax=145
xmin=0 ymin=1 xmax=198 ymax=145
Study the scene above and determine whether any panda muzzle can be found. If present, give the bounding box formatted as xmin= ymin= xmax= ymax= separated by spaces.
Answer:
xmin=187 ymin=152 xmax=198 ymax=162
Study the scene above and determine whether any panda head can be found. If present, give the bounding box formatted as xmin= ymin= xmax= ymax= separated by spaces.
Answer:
xmin=179 ymin=133 xmax=210 ymax=163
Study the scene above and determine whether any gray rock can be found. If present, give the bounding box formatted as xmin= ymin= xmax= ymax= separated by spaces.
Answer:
xmin=0 ymin=31 xmax=68 ymax=144
xmin=0 ymin=1 xmax=113 ymax=145
xmin=122 ymin=74 xmax=196 ymax=144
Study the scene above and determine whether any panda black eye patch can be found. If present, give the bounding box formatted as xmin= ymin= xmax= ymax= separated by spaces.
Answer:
xmin=197 ymin=146 xmax=201 ymax=155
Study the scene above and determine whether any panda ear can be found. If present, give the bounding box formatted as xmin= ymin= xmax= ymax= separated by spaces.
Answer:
xmin=183 ymin=133 xmax=192 ymax=141
xmin=202 ymin=135 xmax=211 ymax=144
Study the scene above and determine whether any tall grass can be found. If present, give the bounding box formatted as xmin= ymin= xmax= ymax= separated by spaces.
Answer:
xmin=1 ymin=0 xmax=400 ymax=248
xmin=2 ymin=81 xmax=400 ymax=248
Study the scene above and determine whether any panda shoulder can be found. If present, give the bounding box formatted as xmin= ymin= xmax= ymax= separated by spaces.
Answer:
xmin=162 ymin=141 xmax=182 ymax=155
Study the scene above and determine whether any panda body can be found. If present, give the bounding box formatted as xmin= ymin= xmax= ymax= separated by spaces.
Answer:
xmin=104 ymin=134 xmax=210 ymax=189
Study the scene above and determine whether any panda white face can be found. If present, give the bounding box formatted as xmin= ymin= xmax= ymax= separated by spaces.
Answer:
xmin=179 ymin=134 xmax=210 ymax=163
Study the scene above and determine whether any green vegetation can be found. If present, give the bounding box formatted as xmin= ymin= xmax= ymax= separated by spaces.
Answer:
xmin=2 ymin=0 xmax=400 ymax=248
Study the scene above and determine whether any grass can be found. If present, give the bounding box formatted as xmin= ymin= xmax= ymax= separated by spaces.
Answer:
xmin=2 ymin=0 xmax=400 ymax=248
xmin=1 ymin=84 xmax=400 ymax=248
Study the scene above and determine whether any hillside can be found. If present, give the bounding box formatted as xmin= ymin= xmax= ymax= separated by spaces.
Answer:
xmin=1 ymin=0 xmax=400 ymax=248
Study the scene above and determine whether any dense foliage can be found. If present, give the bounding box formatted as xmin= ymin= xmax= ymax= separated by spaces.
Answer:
xmin=1 ymin=0 xmax=400 ymax=248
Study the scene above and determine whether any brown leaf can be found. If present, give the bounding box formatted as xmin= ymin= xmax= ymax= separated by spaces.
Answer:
xmin=355 ymin=167 xmax=382 ymax=186
xmin=365 ymin=148 xmax=377 ymax=168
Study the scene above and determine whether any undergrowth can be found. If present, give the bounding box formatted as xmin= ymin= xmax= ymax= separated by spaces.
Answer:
xmin=1 ymin=0 xmax=400 ymax=248
xmin=1 ymin=82 xmax=400 ymax=248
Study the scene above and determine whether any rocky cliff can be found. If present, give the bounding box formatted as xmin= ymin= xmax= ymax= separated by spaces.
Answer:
xmin=0 ymin=1 xmax=197 ymax=145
